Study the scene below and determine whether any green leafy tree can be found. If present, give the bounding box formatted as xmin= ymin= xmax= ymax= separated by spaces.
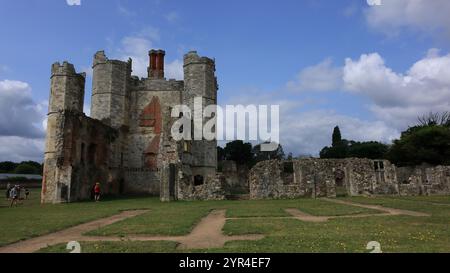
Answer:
xmin=223 ymin=140 xmax=253 ymax=165
xmin=332 ymin=126 xmax=342 ymax=147
xmin=387 ymin=124 xmax=450 ymax=166
xmin=217 ymin=146 xmax=225 ymax=162
xmin=320 ymin=127 xmax=389 ymax=159
xmin=348 ymin=141 xmax=389 ymax=159
xmin=14 ymin=163 xmax=39 ymax=174
xmin=0 ymin=161 xmax=19 ymax=173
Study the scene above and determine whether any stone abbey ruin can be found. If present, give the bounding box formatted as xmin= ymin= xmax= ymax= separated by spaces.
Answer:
xmin=42 ymin=50 xmax=221 ymax=203
xmin=41 ymin=49 xmax=450 ymax=203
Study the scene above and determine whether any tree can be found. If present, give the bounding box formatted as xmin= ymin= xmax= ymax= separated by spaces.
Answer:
xmin=14 ymin=163 xmax=39 ymax=174
xmin=332 ymin=126 xmax=342 ymax=147
xmin=0 ymin=161 xmax=18 ymax=173
xmin=347 ymin=141 xmax=389 ymax=159
xmin=320 ymin=127 xmax=389 ymax=159
xmin=223 ymin=140 xmax=253 ymax=165
xmin=387 ymin=124 xmax=450 ymax=166
xmin=217 ymin=146 xmax=225 ymax=162
xmin=418 ymin=112 xmax=450 ymax=127
xmin=253 ymin=142 xmax=285 ymax=162
xmin=20 ymin=161 xmax=43 ymax=174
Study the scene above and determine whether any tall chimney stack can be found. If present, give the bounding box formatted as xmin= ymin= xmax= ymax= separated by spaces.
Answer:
xmin=148 ymin=49 xmax=165 ymax=79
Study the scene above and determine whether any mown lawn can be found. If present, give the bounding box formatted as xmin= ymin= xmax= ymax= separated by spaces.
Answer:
xmin=1 ymin=189 xmax=449 ymax=253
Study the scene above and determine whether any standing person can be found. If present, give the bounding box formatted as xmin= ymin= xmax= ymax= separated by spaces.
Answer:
xmin=5 ymin=183 xmax=11 ymax=200
xmin=24 ymin=188 xmax=30 ymax=200
xmin=9 ymin=186 xmax=18 ymax=207
xmin=94 ymin=183 xmax=101 ymax=202
xmin=16 ymin=185 xmax=21 ymax=202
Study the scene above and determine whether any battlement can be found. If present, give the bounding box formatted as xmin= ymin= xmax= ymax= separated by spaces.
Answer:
xmin=51 ymin=61 xmax=86 ymax=78
xmin=183 ymin=51 xmax=215 ymax=67
xmin=130 ymin=77 xmax=184 ymax=92
xmin=92 ymin=50 xmax=132 ymax=72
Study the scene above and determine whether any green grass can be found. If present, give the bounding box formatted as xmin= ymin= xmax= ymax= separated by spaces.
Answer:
xmin=2 ymin=189 xmax=450 ymax=253
xmin=85 ymin=203 xmax=213 ymax=237
xmin=0 ymin=189 xmax=157 ymax=246
xmin=37 ymin=240 xmax=178 ymax=253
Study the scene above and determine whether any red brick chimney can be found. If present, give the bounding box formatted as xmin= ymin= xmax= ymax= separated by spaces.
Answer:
xmin=148 ymin=49 xmax=165 ymax=79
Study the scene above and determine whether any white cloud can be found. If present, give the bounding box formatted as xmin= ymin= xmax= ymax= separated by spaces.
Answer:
xmin=365 ymin=0 xmax=450 ymax=37
xmin=286 ymin=58 xmax=342 ymax=92
xmin=0 ymin=79 xmax=46 ymax=162
xmin=223 ymin=90 xmax=398 ymax=157
xmin=66 ymin=0 xmax=81 ymax=6
xmin=165 ymin=59 xmax=183 ymax=80
xmin=0 ymin=136 xmax=44 ymax=162
xmin=343 ymin=49 xmax=450 ymax=128
xmin=226 ymin=48 xmax=450 ymax=155
xmin=114 ymin=27 xmax=183 ymax=80
xmin=0 ymin=80 xmax=46 ymax=139
xmin=281 ymin=110 xmax=398 ymax=156
xmin=288 ymin=49 xmax=450 ymax=131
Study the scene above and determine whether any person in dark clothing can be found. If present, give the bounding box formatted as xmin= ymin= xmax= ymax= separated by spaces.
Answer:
xmin=24 ymin=188 xmax=30 ymax=200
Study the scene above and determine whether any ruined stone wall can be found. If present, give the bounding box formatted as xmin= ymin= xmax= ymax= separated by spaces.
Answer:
xmin=249 ymin=158 xmax=450 ymax=200
xmin=396 ymin=165 xmax=450 ymax=196
xmin=42 ymin=111 xmax=119 ymax=203
xmin=177 ymin=173 xmax=226 ymax=201
xmin=221 ymin=161 xmax=249 ymax=194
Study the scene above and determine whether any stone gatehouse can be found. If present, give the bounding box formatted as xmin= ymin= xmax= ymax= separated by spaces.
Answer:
xmin=42 ymin=49 xmax=225 ymax=203
xmin=249 ymin=158 xmax=450 ymax=199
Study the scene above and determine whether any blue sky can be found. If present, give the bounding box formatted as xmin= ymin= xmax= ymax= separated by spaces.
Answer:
xmin=1 ymin=0 xmax=450 ymax=161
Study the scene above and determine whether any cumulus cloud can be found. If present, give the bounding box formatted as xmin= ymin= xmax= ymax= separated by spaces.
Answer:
xmin=0 ymin=136 xmax=45 ymax=162
xmin=343 ymin=49 xmax=450 ymax=128
xmin=226 ymin=48 xmax=450 ymax=155
xmin=365 ymin=0 xmax=450 ymax=37
xmin=289 ymin=49 xmax=450 ymax=130
xmin=114 ymin=27 xmax=184 ymax=80
xmin=0 ymin=80 xmax=46 ymax=139
xmin=0 ymin=79 xmax=46 ymax=162
xmin=165 ymin=59 xmax=184 ymax=80
xmin=281 ymin=110 xmax=398 ymax=156
xmin=223 ymin=90 xmax=398 ymax=156
xmin=286 ymin=58 xmax=342 ymax=92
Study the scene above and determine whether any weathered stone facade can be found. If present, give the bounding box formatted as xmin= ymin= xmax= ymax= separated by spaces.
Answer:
xmin=220 ymin=161 xmax=249 ymax=194
xmin=42 ymin=49 xmax=222 ymax=203
xmin=249 ymin=158 xmax=450 ymax=199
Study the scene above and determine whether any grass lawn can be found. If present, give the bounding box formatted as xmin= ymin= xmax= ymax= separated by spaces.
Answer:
xmin=1 ymin=189 xmax=449 ymax=253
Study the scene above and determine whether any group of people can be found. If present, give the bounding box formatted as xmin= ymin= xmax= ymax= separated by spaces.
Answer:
xmin=5 ymin=183 xmax=30 ymax=207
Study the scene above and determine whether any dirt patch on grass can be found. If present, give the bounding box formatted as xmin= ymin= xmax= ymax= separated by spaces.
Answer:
xmin=0 ymin=210 xmax=149 ymax=253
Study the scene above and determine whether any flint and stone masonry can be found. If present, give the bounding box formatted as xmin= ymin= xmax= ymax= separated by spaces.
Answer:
xmin=249 ymin=158 xmax=450 ymax=199
xmin=42 ymin=50 xmax=223 ymax=203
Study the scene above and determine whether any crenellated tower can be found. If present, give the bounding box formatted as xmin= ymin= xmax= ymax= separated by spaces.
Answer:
xmin=42 ymin=62 xmax=86 ymax=203
xmin=183 ymin=51 xmax=218 ymax=179
xmin=91 ymin=51 xmax=132 ymax=129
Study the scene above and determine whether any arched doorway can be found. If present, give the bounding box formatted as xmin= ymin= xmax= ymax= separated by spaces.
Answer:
xmin=334 ymin=169 xmax=348 ymax=197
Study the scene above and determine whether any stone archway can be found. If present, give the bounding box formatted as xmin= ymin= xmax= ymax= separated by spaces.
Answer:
xmin=334 ymin=169 xmax=348 ymax=197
